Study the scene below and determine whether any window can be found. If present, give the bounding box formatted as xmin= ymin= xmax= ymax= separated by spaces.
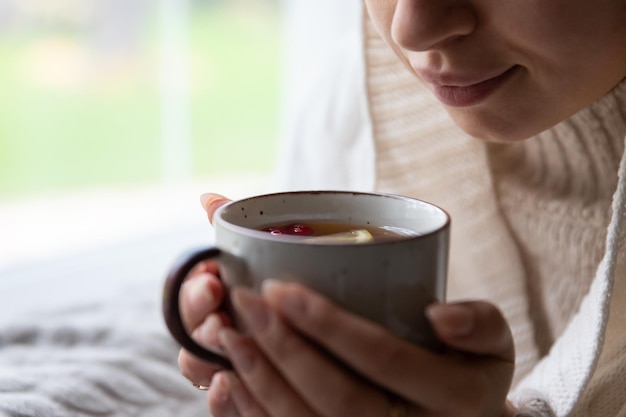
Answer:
xmin=0 ymin=0 xmax=281 ymax=273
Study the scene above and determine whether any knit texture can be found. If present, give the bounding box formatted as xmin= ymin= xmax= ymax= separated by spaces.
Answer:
xmin=487 ymin=82 xmax=626 ymax=355
xmin=364 ymin=16 xmax=540 ymax=383
xmin=514 ymin=391 xmax=557 ymax=417
xmin=512 ymin=129 xmax=626 ymax=416
xmin=363 ymin=9 xmax=626 ymax=417
xmin=0 ymin=283 xmax=207 ymax=417
xmin=496 ymin=82 xmax=626 ymax=417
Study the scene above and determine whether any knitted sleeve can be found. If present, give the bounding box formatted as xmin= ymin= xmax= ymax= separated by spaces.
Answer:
xmin=511 ymin=251 xmax=626 ymax=417
xmin=510 ymin=136 xmax=626 ymax=417
xmin=514 ymin=392 xmax=556 ymax=417
xmin=567 ymin=264 xmax=626 ymax=416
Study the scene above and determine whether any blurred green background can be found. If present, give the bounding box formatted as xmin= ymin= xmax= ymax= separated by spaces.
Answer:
xmin=0 ymin=0 xmax=281 ymax=199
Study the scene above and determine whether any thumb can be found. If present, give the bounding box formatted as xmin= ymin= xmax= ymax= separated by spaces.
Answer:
xmin=426 ymin=301 xmax=514 ymax=361
xmin=200 ymin=193 xmax=231 ymax=225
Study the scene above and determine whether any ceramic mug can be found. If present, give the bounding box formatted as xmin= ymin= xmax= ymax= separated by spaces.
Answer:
xmin=162 ymin=191 xmax=450 ymax=369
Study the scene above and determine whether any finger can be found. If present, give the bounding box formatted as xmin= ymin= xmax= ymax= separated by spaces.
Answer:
xmin=190 ymin=259 xmax=221 ymax=277
xmin=200 ymin=193 xmax=231 ymax=224
xmin=261 ymin=281 xmax=511 ymax=413
xmin=218 ymin=327 xmax=318 ymax=417
xmin=217 ymin=366 xmax=273 ymax=417
xmin=207 ymin=371 xmax=239 ymax=417
xmin=228 ymin=288 xmax=388 ymax=417
xmin=425 ymin=301 xmax=515 ymax=361
xmin=180 ymin=271 xmax=225 ymax=331
xmin=178 ymin=313 xmax=227 ymax=386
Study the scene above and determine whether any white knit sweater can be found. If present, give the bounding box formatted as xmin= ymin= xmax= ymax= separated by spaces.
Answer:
xmin=277 ymin=4 xmax=626 ymax=416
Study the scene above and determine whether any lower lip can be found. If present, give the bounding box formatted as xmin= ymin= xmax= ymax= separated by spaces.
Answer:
xmin=430 ymin=66 xmax=519 ymax=107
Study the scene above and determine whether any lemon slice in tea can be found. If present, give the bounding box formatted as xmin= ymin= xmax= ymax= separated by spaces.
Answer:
xmin=302 ymin=229 xmax=373 ymax=244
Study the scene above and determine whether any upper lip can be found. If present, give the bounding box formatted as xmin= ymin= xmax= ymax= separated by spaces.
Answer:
xmin=415 ymin=66 xmax=515 ymax=88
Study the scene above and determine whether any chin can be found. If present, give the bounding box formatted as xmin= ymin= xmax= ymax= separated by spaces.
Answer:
xmin=446 ymin=108 xmax=552 ymax=143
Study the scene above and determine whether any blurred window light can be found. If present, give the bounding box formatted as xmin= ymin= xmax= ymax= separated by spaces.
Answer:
xmin=0 ymin=0 xmax=281 ymax=268
xmin=160 ymin=0 xmax=192 ymax=184
xmin=0 ymin=0 xmax=280 ymax=198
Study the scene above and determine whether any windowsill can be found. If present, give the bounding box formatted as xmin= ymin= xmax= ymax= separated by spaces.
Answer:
xmin=0 ymin=174 xmax=272 ymax=270
xmin=0 ymin=174 xmax=272 ymax=315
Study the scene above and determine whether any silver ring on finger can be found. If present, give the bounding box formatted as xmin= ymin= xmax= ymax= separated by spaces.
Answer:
xmin=192 ymin=382 xmax=210 ymax=391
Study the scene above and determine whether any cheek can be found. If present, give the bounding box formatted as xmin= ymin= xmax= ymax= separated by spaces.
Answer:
xmin=363 ymin=1 xmax=396 ymax=41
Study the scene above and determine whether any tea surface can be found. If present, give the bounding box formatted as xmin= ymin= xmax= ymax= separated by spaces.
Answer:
xmin=258 ymin=221 xmax=418 ymax=243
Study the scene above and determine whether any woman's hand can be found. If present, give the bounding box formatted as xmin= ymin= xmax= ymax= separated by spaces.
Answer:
xmin=207 ymin=282 xmax=517 ymax=417
xmin=176 ymin=194 xmax=234 ymax=394
xmin=179 ymin=193 xmax=516 ymax=417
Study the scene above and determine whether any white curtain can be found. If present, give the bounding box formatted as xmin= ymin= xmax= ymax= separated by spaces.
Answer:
xmin=274 ymin=0 xmax=374 ymax=191
xmin=278 ymin=0 xmax=362 ymax=115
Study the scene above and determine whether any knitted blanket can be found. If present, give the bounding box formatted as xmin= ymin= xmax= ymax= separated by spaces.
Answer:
xmin=0 ymin=233 xmax=209 ymax=417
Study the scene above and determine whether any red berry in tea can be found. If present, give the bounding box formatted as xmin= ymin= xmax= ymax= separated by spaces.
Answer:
xmin=261 ymin=223 xmax=314 ymax=236
xmin=289 ymin=224 xmax=313 ymax=235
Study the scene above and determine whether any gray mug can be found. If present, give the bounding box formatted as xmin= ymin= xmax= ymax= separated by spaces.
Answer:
xmin=163 ymin=191 xmax=450 ymax=369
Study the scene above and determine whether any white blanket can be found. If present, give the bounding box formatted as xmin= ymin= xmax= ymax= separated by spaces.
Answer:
xmin=0 ymin=228 xmax=210 ymax=417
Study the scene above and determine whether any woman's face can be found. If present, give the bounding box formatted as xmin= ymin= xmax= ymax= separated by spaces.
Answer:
xmin=364 ymin=0 xmax=626 ymax=141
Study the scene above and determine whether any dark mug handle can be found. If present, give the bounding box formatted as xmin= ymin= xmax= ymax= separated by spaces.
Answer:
xmin=162 ymin=247 xmax=233 ymax=369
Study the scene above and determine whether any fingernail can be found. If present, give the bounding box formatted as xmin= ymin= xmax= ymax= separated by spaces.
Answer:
xmin=188 ymin=276 xmax=212 ymax=306
xmin=200 ymin=194 xmax=228 ymax=223
xmin=198 ymin=314 xmax=222 ymax=348
xmin=231 ymin=288 xmax=269 ymax=332
xmin=262 ymin=279 xmax=305 ymax=319
xmin=200 ymin=193 xmax=225 ymax=207
xmin=426 ymin=303 xmax=475 ymax=337
xmin=218 ymin=328 xmax=255 ymax=373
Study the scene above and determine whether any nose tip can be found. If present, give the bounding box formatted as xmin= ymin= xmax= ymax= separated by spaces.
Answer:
xmin=391 ymin=0 xmax=477 ymax=51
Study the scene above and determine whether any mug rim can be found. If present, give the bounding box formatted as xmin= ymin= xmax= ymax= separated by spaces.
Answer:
xmin=212 ymin=190 xmax=450 ymax=246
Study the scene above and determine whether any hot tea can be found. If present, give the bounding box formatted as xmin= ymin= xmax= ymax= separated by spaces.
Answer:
xmin=164 ymin=191 xmax=450 ymax=367
xmin=258 ymin=221 xmax=419 ymax=243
